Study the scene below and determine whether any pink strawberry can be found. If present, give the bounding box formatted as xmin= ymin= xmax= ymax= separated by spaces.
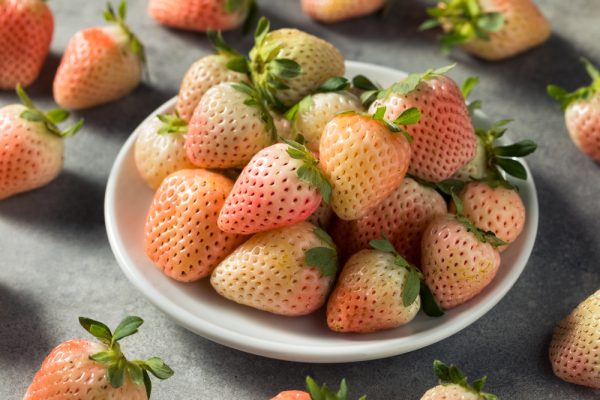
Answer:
xmin=0 ymin=0 xmax=53 ymax=89
xmin=53 ymin=1 xmax=145 ymax=110
xmin=211 ymin=222 xmax=338 ymax=316
xmin=148 ymin=0 xmax=254 ymax=32
xmin=134 ymin=113 xmax=196 ymax=190
xmin=285 ymin=83 xmax=363 ymax=152
xmin=185 ymin=82 xmax=275 ymax=169
xmin=319 ymin=108 xmax=415 ymax=220
xmin=144 ymin=169 xmax=247 ymax=282
xmin=331 ymin=177 xmax=447 ymax=264
xmin=176 ymin=31 xmax=250 ymax=122
xmin=249 ymin=18 xmax=345 ymax=108
xmin=301 ymin=0 xmax=386 ymax=23
xmin=218 ymin=141 xmax=331 ymax=235
xmin=452 ymin=182 xmax=525 ymax=248
xmin=0 ymin=86 xmax=83 ymax=200
xmin=421 ymin=212 xmax=502 ymax=310
xmin=548 ymin=58 xmax=600 ymax=163
xmin=24 ymin=316 xmax=172 ymax=400
xmin=549 ymin=289 xmax=600 ymax=389
xmin=421 ymin=0 xmax=550 ymax=61
xmin=370 ymin=66 xmax=476 ymax=182
xmin=420 ymin=360 xmax=497 ymax=400
xmin=272 ymin=377 xmax=363 ymax=400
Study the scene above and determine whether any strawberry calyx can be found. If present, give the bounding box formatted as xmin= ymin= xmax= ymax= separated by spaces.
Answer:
xmin=352 ymin=74 xmax=383 ymax=107
xmin=437 ymin=179 xmax=506 ymax=248
xmin=207 ymin=30 xmax=250 ymax=75
xmin=305 ymin=227 xmax=338 ymax=277
xmin=369 ymin=234 xmax=444 ymax=316
xmin=305 ymin=376 xmax=366 ymax=400
xmin=547 ymin=57 xmax=600 ymax=110
xmin=16 ymin=85 xmax=84 ymax=138
xmin=461 ymin=76 xmax=482 ymax=115
xmin=372 ymin=106 xmax=420 ymax=142
xmin=433 ymin=360 xmax=497 ymax=400
xmin=104 ymin=0 xmax=146 ymax=64
xmin=79 ymin=316 xmax=173 ymax=399
xmin=419 ymin=0 xmax=505 ymax=53
xmin=377 ymin=64 xmax=456 ymax=100
xmin=282 ymin=137 xmax=333 ymax=204
xmin=249 ymin=17 xmax=302 ymax=112
xmin=156 ymin=112 xmax=187 ymax=135
xmin=231 ymin=81 xmax=278 ymax=141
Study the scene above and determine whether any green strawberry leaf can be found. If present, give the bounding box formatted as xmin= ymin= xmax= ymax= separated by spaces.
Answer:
xmin=80 ymin=317 xmax=113 ymax=344
xmin=433 ymin=360 xmax=451 ymax=381
xmin=143 ymin=370 xmax=152 ymax=399
xmin=419 ymin=18 xmax=441 ymax=31
xmin=369 ymin=239 xmax=397 ymax=254
xmin=493 ymin=140 xmax=537 ymax=157
xmin=305 ymin=247 xmax=338 ymax=276
xmin=126 ymin=361 xmax=144 ymax=385
xmin=226 ymin=56 xmax=250 ymax=74
xmin=582 ymin=56 xmax=600 ymax=80
xmin=89 ymin=351 xmax=118 ymax=365
xmin=305 ymin=377 xmax=362 ymax=400
xmin=548 ymin=58 xmax=600 ymax=110
xmin=352 ymin=75 xmax=380 ymax=91
xmin=208 ymin=30 xmax=241 ymax=57
xmin=461 ymin=76 xmax=479 ymax=100
xmin=254 ymin=16 xmax=270 ymax=47
xmin=495 ymin=157 xmax=527 ymax=180
xmin=317 ymin=76 xmax=351 ymax=93
xmin=270 ymin=58 xmax=301 ymax=80
xmin=420 ymin=282 xmax=444 ymax=317
xmin=393 ymin=107 xmax=421 ymax=126
xmin=45 ymin=109 xmax=70 ymax=124
xmin=105 ymin=1 xmax=146 ymax=64
xmin=283 ymin=138 xmax=333 ymax=203
xmin=157 ymin=113 xmax=187 ymax=135
xmin=432 ymin=360 xmax=496 ymax=399
xmin=472 ymin=376 xmax=487 ymax=392
xmin=476 ymin=12 xmax=504 ymax=32
xmin=20 ymin=110 xmax=45 ymax=122
xmin=142 ymin=357 xmax=174 ymax=380
xmin=403 ymin=268 xmax=421 ymax=307
xmin=108 ymin=359 xmax=126 ymax=388
xmin=118 ymin=0 xmax=127 ymax=19
xmin=112 ymin=316 xmax=144 ymax=344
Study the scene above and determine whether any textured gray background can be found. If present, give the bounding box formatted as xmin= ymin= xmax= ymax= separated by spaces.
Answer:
xmin=1 ymin=0 xmax=599 ymax=398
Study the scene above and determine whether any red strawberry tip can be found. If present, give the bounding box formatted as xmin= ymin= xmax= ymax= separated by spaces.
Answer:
xmin=16 ymin=84 xmax=84 ymax=138
xmin=156 ymin=112 xmax=187 ymax=135
xmin=78 ymin=316 xmax=174 ymax=398
xmin=104 ymin=0 xmax=146 ymax=64
xmin=547 ymin=57 xmax=600 ymax=110
xmin=419 ymin=0 xmax=505 ymax=53
xmin=432 ymin=360 xmax=497 ymax=400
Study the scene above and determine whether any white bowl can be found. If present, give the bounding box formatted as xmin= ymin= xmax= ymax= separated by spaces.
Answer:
xmin=105 ymin=61 xmax=538 ymax=363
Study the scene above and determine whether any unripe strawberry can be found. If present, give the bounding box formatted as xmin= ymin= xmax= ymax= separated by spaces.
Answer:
xmin=0 ymin=0 xmax=54 ymax=89
xmin=301 ymin=0 xmax=386 ymax=23
xmin=549 ymin=289 xmax=600 ymax=389
xmin=211 ymin=222 xmax=338 ymax=316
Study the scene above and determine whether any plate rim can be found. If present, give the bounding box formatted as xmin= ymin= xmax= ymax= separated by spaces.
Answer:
xmin=104 ymin=60 xmax=539 ymax=363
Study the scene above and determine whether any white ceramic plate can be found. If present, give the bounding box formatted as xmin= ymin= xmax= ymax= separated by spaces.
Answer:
xmin=105 ymin=61 xmax=538 ymax=363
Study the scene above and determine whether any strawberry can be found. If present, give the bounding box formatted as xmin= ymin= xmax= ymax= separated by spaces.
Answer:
xmin=327 ymin=237 xmax=442 ymax=333
xmin=420 ymin=360 xmax=497 ymax=400
xmin=301 ymin=0 xmax=386 ymax=23
xmin=148 ymin=0 xmax=255 ymax=32
xmin=549 ymin=289 xmax=600 ymax=389
xmin=0 ymin=0 xmax=53 ymax=89
xmin=331 ymin=177 xmax=447 ymax=264
xmin=134 ymin=113 xmax=196 ymax=190
xmin=421 ymin=197 xmax=504 ymax=309
xmin=284 ymin=77 xmax=363 ymax=152
xmin=53 ymin=1 xmax=145 ymax=110
xmin=369 ymin=66 xmax=477 ymax=182
xmin=273 ymin=377 xmax=365 ymax=400
xmin=548 ymin=57 xmax=600 ymax=163
xmin=420 ymin=0 xmax=550 ymax=61
xmin=306 ymin=200 xmax=334 ymax=229
xmin=185 ymin=82 xmax=275 ymax=169
xmin=451 ymin=181 xmax=525 ymax=248
xmin=144 ymin=169 xmax=247 ymax=282
xmin=248 ymin=17 xmax=345 ymax=109
xmin=211 ymin=222 xmax=338 ymax=316
xmin=24 ymin=316 xmax=173 ymax=400
xmin=319 ymin=107 xmax=416 ymax=220
xmin=0 ymin=86 xmax=83 ymax=200
xmin=176 ymin=31 xmax=250 ymax=122
xmin=218 ymin=141 xmax=331 ymax=235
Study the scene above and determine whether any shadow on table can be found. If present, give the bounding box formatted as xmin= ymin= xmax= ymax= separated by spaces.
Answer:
xmin=0 ymin=284 xmax=53 ymax=369
xmin=0 ymin=170 xmax=104 ymax=235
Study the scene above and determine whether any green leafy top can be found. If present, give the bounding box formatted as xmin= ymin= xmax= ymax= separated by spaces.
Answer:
xmin=249 ymin=17 xmax=302 ymax=111
xmin=305 ymin=227 xmax=339 ymax=277
xmin=433 ymin=360 xmax=497 ymax=400
xmin=369 ymin=235 xmax=444 ymax=316
xmin=231 ymin=81 xmax=277 ymax=141
xmin=437 ymin=179 xmax=506 ymax=248
xmin=377 ymin=64 xmax=456 ymax=101
xmin=104 ymin=0 xmax=146 ymax=63
xmin=207 ymin=30 xmax=251 ymax=75
xmin=16 ymin=85 xmax=84 ymax=138
xmin=352 ymin=74 xmax=383 ymax=107
xmin=283 ymin=138 xmax=333 ymax=204
xmin=474 ymin=119 xmax=537 ymax=189
xmin=547 ymin=57 xmax=600 ymax=110
xmin=371 ymin=106 xmax=421 ymax=143
xmin=79 ymin=316 xmax=173 ymax=399
xmin=156 ymin=112 xmax=187 ymax=135
xmin=461 ymin=76 xmax=482 ymax=115
xmin=420 ymin=0 xmax=505 ymax=53
xmin=305 ymin=376 xmax=366 ymax=400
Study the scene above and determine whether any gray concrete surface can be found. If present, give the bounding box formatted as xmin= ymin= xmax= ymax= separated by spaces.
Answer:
xmin=1 ymin=0 xmax=599 ymax=398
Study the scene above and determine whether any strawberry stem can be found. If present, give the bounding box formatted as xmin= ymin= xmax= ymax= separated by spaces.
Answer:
xmin=104 ymin=0 xmax=146 ymax=64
